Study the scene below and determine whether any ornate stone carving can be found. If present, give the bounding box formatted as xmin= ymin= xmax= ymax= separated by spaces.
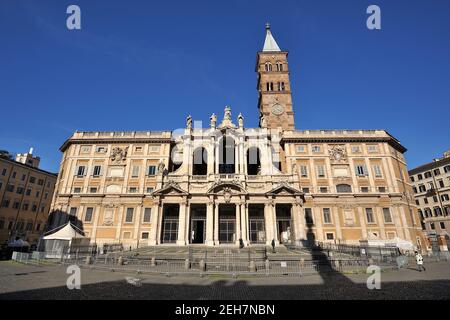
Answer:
xmin=237 ymin=113 xmax=244 ymax=129
xmin=110 ymin=146 xmax=128 ymax=164
xmin=157 ymin=161 xmax=165 ymax=174
xmin=329 ymin=145 xmax=347 ymax=163
xmin=218 ymin=106 xmax=236 ymax=129
xmin=210 ymin=113 xmax=217 ymax=129
xmin=223 ymin=187 xmax=232 ymax=203
xmin=186 ymin=115 xmax=192 ymax=129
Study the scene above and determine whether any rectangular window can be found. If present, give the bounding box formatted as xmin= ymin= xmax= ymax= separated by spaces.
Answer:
xmin=355 ymin=165 xmax=368 ymax=176
xmin=6 ymin=184 xmax=14 ymax=192
xmin=300 ymin=165 xmax=308 ymax=178
xmin=129 ymin=187 xmax=137 ymax=193
xmin=410 ymin=176 xmax=415 ymax=182
xmin=319 ymin=187 xmax=328 ymax=193
xmin=35 ymin=191 xmax=40 ymax=197
xmin=26 ymin=222 xmax=33 ymax=231
xmin=89 ymin=187 xmax=98 ymax=193
xmin=302 ymin=187 xmax=310 ymax=193
xmin=96 ymin=146 xmax=107 ymax=153
xmin=143 ymin=208 xmax=151 ymax=223
xmin=13 ymin=201 xmax=20 ymax=209
xmin=16 ymin=187 xmax=24 ymax=194
xmin=80 ymin=146 xmax=91 ymax=153
xmin=326 ymin=233 xmax=334 ymax=240
xmin=312 ymin=146 xmax=321 ymax=153
xmin=22 ymin=203 xmax=28 ymax=210
xmin=73 ymin=187 xmax=81 ymax=193
xmin=32 ymin=204 xmax=37 ymax=212
xmin=440 ymin=222 xmax=446 ymax=230
xmin=2 ymin=199 xmax=10 ymax=208
xmin=323 ymin=208 xmax=331 ymax=224
xmin=304 ymin=208 xmax=314 ymax=225
xmin=430 ymin=222 xmax=435 ymax=230
xmin=441 ymin=194 xmax=449 ymax=201
xmin=367 ymin=145 xmax=378 ymax=153
xmin=424 ymin=197 xmax=428 ymax=204
xmin=142 ymin=232 xmax=149 ymax=239
xmin=434 ymin=168 xmax=441 ymax=176
xmin=296 ymin=145 xmax=306 ymax=153
xmin=38 ymin=179 xmax=44 ymax=186
xmin=147 ymin=166 xmax=156 ymax=176
xmin=146 ymin=187 xmax=154 ymax=193
xmin=1 ymin=168 xmax=6 ymax=176
xmin=69 ymin=207 xmax=77 ymax=217
xmin=76 ymin=166 xmax=86 ymax=176
xmin=317 ymin=165 xmax=325 ymax=178
xmin=365 ymin=208 xmax=375 ymax=223
xmin=378 ymin=186 xmax=386 ymax=193
xmin=85 ymin=207 xmax=94 ymax=222
xmin=131 ymin=166 xmax=140 ymax=178
xmin=92 ymin=166 xmax=102 ymax=177
xmin=351 ymin=146 xmax=361 ymax=153
xmin=12 ymin=171 xmax=16 ymax=178
xmin=383 ymin=208 xmax=392 ymax=223
xmin=125 ymin=208 xmax=134 ymax=223
xmin=134 ymin=146 xmax=143 ymax=153
xmin=438 ymin=180 xmax=445 ymax=188
xmin=373 ymin=165 xmax=382 ymax=178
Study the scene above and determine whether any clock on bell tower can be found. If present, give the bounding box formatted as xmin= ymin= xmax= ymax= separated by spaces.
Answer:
xmin=256 ymin=23 xmax=295 ymax=130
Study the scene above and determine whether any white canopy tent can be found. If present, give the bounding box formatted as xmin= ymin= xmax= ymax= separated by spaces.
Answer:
xmin=42 ymin=222 xmax=89 ymax=258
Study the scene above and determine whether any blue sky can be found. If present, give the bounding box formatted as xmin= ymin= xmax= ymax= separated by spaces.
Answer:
xmin=1 ymin=0 xmax=449 ymax=172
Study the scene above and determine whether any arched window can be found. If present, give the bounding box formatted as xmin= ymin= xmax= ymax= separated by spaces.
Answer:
xmin=336 ymin=184 xmax=352 ymax=193
xmin=276 ymin=62 xmax=283 ymax=71
xmin=219 ymin=136 xmax=235 ymax=174
xmin=418 ymin=209 xmax=424 ymax=219
xmin=247 ymin=147 xmax=261 ymax=175
xmin=265 ymin=62 xmax=272 ymax=72
xmin=266 ymin=82 xmax=274 ymax=91
xmin=192 ymin=147 xmax=207 ymax=175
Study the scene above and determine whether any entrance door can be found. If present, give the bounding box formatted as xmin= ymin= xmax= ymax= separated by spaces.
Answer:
xmin=249 ymin=219 xmax=266 ymax=244
xmin=161 ymin=204 xmax=179 ymax=244
xmin=277 ymin=219 xmax=291 ymax=244
xmin=190 ymin=219 xmax=205 ymax=244
xmin=219 ymin=204 xmax=236 ymax=244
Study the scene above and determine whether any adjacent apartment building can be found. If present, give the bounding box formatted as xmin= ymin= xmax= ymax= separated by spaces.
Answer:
xmin=48 ymin=25 xmax=425 ymax=251
xmin=0 ymin=149 xmax=57 ymax=246
xmin=409 ymin=151 xmax=450 ymax=252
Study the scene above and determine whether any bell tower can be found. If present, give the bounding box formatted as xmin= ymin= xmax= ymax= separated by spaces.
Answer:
xmin=256 ymin=23 xmax=295 ymax=130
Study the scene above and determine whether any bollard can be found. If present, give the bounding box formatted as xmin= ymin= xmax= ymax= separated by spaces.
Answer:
xmin=85 ymin=256 xmax=92 ymax=265
xmin=249 ymin=260 xmax=256 ymax=273
xmin=151 ymin=257 xmax=156 ymax=267
xmin=117 ymin=256 xmax=123 ymax=265
xmin=199 ymin=259 xmax=206 ymax=272
xmin=184 ymin=258 xmax=190 ymax=270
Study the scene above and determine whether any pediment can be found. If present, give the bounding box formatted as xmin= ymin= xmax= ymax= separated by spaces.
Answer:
xmin=207 ymin=181 xmax=247 ymax=195
xmin=266 ymin=183 xmax=303 ymax=196
xmin=153 ymin=182 xmax=188 ymax=196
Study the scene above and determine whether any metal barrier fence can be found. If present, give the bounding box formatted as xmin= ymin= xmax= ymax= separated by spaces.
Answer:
xmin=314 ymin=242 xmax=400 ymax=262
xmin=58 ymin=251 xmax=380 ymax=277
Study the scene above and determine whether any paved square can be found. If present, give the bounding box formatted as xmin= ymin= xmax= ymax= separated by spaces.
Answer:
xmin=0 ymin=261 xmax=449 ymax=299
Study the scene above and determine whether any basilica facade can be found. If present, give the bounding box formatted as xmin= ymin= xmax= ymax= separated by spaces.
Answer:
xmin=49 ymin=25 xmax=425 ymax=250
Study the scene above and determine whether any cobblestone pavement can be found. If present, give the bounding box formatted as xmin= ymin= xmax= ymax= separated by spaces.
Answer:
xmin=0 ymin=260 xmax=449 ymax=299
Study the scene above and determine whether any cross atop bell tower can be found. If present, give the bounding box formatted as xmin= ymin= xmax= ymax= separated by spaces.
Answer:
xmin=256 ymin=23 xmax=295 ymax=130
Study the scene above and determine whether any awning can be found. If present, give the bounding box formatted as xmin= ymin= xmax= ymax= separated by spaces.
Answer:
xmin=42 ymin=222 xmax=86 ymax=240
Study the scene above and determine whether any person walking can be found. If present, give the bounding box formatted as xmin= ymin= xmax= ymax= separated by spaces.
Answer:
xmin=415 ymin=251 xmax=426 ymax=272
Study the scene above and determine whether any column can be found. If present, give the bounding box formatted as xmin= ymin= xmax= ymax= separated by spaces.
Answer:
xmin=177 ymin=201 xmax=187 ymax=245
xmin=207 ymin=141 xmax=215 ymax=175
xmin=184 ymin=203 xmax=191 ymax=244
xmin=214 ymin=203 xmax=219 ymax=245
xmin=292 ymin=203 xmax=305 ymax=245
xmin=333 ymin=206 xmax=342 ymax=241
xmin=358 ymin=207 xmax=368 ymax=239
xmin=205 ymin=201 xmax=214 ymax=246
xmin=240 ymin=202 xmax=248 ymax=245
xmin=134 ymin=204 xmax=143 ymax=249
xmin=235 ymin=203 xmax=241 ymax=245
xmin=115 ymin=205 xmax=124 ymax=242
xmin=148 ymin=203 xmax=160 ymax=245
xmin=264 ymin=202 xmax=274 ymax=245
